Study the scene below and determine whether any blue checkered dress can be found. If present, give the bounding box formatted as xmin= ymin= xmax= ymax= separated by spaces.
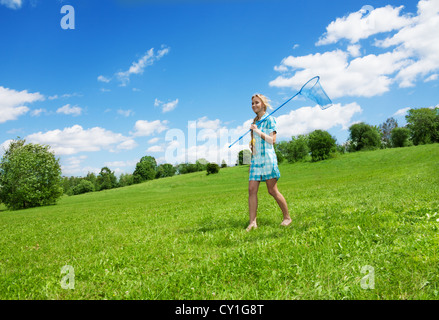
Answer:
xmin=249 ymin=114 xmax=281 ymax=181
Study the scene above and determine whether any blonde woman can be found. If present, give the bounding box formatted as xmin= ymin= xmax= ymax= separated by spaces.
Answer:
xmin=247 ymin=94 xmax=291 ymax=231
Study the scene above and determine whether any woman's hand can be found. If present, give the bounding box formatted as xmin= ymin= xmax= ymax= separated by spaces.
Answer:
xmin=250 ymin=124 xmax=261 ymax=135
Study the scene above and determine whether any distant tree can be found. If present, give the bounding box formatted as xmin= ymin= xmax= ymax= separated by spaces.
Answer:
xmin=206 ymin=163 xmax=220 ymax=175
xmin=289 ymin=135 xmax=310 ymax=163
xmin=195 ymin=159 xmax=208 ymax=172
xmin=307 ymin=130 xmax=337 ymax=162
xmin=84 ymin=172 xmax=98 ymax=190
xmin=237 ymin=149 xmax=252 ymax=165
xmin=405 ymin=108 xmax=439 ymax=145
xmin=118 ymin=173 xmax=134 ymax=187
xmin=133 ymin=156 xmax=157 ymax=183
xmin=0 ymin=138 xmax=63 ymax=210
xmin=274 ymin=141 xmax=288 ymax=164
xmin=221 ymin=159 xmax=227 ymax=168
xmin=348 ymin=122 xmax=382 ymax=151
xmin=155 ymin=163 xmax=176 ymax=179
xmin=379 ymin=117 xmax=398 ymax=148
xmin=391 ymin=127 xmax=411 ymax=148
xmin=72 ymin=179 xmax=95 ymax=195
xmin=96 ymin=167 xmax=117 ymax=190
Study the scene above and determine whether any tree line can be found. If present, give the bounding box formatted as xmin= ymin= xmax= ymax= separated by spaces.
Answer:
xmin=237 ymin=107 xmax=439 ymax=164
xmin=1 ymin=107 xmax=437 ymax=210
xmin=62 ymin=157 xmax=226 ymax=196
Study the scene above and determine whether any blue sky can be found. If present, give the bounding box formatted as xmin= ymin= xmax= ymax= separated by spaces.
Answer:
xmin=1 ymin=0 xmax=438 ymax=176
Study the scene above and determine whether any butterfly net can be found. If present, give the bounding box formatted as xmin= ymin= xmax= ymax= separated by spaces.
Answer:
xmin=300 ymin=76 xmax=333 ymax=110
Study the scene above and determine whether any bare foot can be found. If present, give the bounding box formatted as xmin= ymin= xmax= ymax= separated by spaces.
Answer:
xmin=246 ymin=222 xmax=258 ymax=232
xmin=280 ymin=218 xmax=292 ymax=226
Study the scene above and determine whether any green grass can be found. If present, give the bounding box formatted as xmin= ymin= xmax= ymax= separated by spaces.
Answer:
xmin=1 ymin=144 xmax=438 ymax=300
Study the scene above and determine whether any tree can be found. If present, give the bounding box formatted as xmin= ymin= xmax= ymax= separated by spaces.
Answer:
xmin=0 ymin=138 xmax=63 ymax=210
xmin=274 ymin=141 xmax=288 ymax=164
xmin=133 ymin=156 xmax=157 ymax=183
xmin=206 ymin=163 xmax=220 ymax=175
xmin=405 ymin=108 xmax=439 ymax=145
xmin=379 ymin=117 xmax=398 ymax=148
xmin=307 ymin=130 xmax=337 ymax=162
xmin=391 ymin=127 xmax=411 ymax=148
xmin=348 ymin=122 xmax=382 ymax=151
xmin=96 ymin=167 xmax=117 ymax=190
xmin=118 ymin=173 xmax=134 ymax=187
xmin=237 ymin=149 xmax=252 ymax=165
xmin=72 ymin=179 xmax=95 ymax=195
xmin=221 ymin=159 xmax=227 ymax=168
xmin=289 ymin=135 xmax=309 ymax=163
xmin=155 ymin=163 xmax=176 ymax=179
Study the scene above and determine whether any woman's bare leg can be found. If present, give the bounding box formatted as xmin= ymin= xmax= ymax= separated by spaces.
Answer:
xmin=247 ymin=180 xmax=260 ymax=231
xmin=265 ymin=178 xmax=292 ymax=226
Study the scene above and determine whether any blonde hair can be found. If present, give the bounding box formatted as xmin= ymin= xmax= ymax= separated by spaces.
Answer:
xmin=250 ymin=94 xmax=272 ymax=155
xmin=252 ymin=93 xmax=272 ymax=112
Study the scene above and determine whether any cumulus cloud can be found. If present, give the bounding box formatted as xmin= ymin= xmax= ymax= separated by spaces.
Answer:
xmin=0 ymin=86 xmax=44 ymax=123
xmin=275 ymin=103 xmax=362 ymax=139
xmin=26 ymin=125 xmax=136 ymax=155
xmin=393 ymin=107 xmax=411 ymax=117
xmin=56 ymin=104 xmax=82 ymax=116
xmin=132 ymin=119 xmax=169 ymax=137
xmin=271 ymin=0 xmax=439 ymax=98
xmin=316 ymin=5 xmax=412 ymax=45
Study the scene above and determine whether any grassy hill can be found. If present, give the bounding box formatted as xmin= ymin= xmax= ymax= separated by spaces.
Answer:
xmin=0 ymin=144 xmax=438 ymax=299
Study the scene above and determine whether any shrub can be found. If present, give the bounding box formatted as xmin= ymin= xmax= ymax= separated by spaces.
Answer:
xmin=206 ymin=163 xmax=220 ymax=175
xmin=348 ymin=122 xmax=382 ymax=151
xmin=0 ymin=139 xmax=63 ymax=210
xmin=391 ymin=127 xmax=411 ymax=148
xmin=72 ymin=180 xmax=95 ymax=195
xmin=307 ymin=130 xmax=337 ymax=162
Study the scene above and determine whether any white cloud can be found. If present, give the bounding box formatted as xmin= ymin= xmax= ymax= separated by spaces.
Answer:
xmin=104 ymin=160 xmax=138 ymax=168
xmin=132 ymin=119 xmax=169 ymax=137
xmin=271 ymin=0 xmax=439 ymax=98
xmin=117 ymin=109 xmax=134 ymax=117
xmin=56 ymin=104 xmax=82 ymax=116
xmin=26 ymin=125 xmax=136 ymax=155
xmin=275 ymin=103 xmax=362 ymax=139
xmin=155 ymin=98 xmax=179 ymax=113
xmin=115 ymin=46 xmax=170 ymax=86
xmin=148 ymin=137 xmax=160 ymax=144
xmin=393 ymin=107 xmax=411 ymax=117
xmin=316 ymin=5 xmax=412 ymax=45
xmin=0 ymin=0 xmax=22 ymax=9
xmin=375 ymin=0 xmax=439 ymax=87
xmin=270 ymin=49 xmax=410 ymax=99
xmin=31 ymin=108 xmax=47 ymax=117
xmin=189 ymin=116 xmax=222 ymax=131
xmin=97 ymin=75 xmax=111 ymax=83
xmin=147 ymin=145 xmax=164 ymax=153
xmin=424 ymin=74 xmax=438 ymax=82
xmin=0 ymin=86 xmax=44 ymax=123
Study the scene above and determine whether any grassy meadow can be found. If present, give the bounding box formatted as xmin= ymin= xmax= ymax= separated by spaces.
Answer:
xmin=0 ymin=144 xmax=438 ymax=300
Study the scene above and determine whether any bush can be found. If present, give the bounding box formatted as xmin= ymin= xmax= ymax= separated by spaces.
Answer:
xmin=405 ymin=108 xmax=439 ymax=145
xmin=289 ymin=135 xmax=309 ymax=162
xmin=0 ymin=139 xmax=63 ymax=210
xmin=391 ymin=127 xmax=411 ymax=148
xmin=348 ymin=122 xmax=382 ymax=151
xmin=206 ymin=163 xmax=220 ymax=175
xmin=72 ymin=180 xmax=95 ymax=195
xmin=307 ymin=130 xmax=337 ymax=162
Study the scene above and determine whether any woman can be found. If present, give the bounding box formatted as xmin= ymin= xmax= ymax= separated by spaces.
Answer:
xmin=247 ymin=94 xmax=291 ymax=231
